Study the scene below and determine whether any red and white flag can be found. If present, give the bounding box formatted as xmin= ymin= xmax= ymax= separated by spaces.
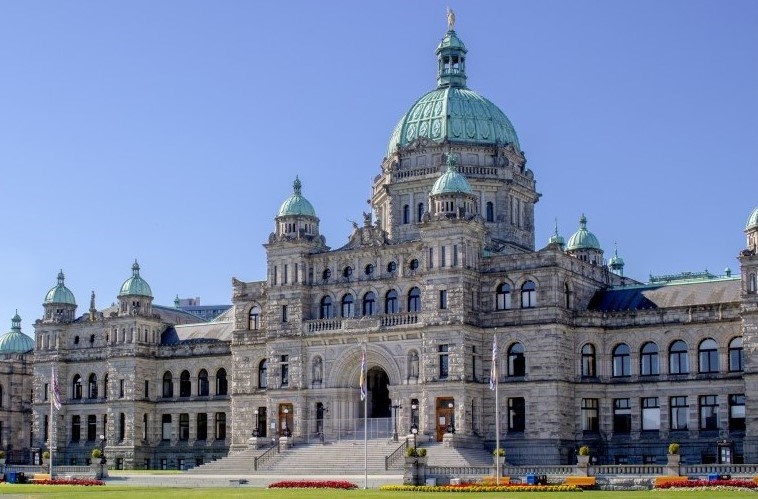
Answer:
xmin=52 ymin=367 xmax=62 ymax=410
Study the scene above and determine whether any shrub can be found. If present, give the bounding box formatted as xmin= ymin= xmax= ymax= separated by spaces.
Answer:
xmin=269 ymin=480 xmax=357 ymax=489
xmin=0 ymin=450 xmax=6 ymax=458
xmin=91 ymin=448 xmax=103 ymax=459
xmin=417 ymin=448 xmax=427 ymax=457
xmin=668 ymin=442 xmax=680 ymax=455
xmin=406 ymin=446 xmax=417 ymax=457
xmin=493 ymin=447 xmax=505 ymax=457
xmin=578 ymin=445 xmax=590 ymax=456
xmin=42 ymin=450 xmax=50 ymax=459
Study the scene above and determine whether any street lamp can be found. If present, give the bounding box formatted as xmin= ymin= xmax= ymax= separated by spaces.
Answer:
xmin=410 ymin=423 xmax=418 ymax=451
xmin=99 ymin=434 xmax=106 ymax=464
xmin=391 ymin=403 xmax=403 ymax=442
xmin=283 ymin=408 xmax=291 ymax=437
xmin=447 ymin=402 xmax=455 ymax=434
xmin=252 ymin=409 xmax=259 ymax=437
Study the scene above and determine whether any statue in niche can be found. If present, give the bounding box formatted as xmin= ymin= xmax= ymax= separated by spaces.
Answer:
xmin=313 ymin=357 xmax=323 ymax=383
xmin=410 ymin=352 xmax=419 ymax=378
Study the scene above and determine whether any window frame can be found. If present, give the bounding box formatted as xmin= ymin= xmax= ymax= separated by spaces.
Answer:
xmin=612 ymin=343 xmax=631 ymax=377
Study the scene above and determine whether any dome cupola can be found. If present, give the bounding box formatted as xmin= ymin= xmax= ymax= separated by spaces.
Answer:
xmin=609 ymin=243 xmax=625 ymax=276
xmin=118 ymin=260 xmax=153 ymax=316
xmin=746 ymin=206 xmax=758 ymax=252
xmin=43 ymin=270 xmax=77 ymax=322
xmin=566 ymin=214 xmax=604 ymax=265
xmin=277 ymin=176 xmax=316 ymax=217
xmin=429 ymin=153 xmax=478 ymax=219
xmin=274 ymin=177 xmax=321 ymax=240
xmin=431 ymin=154 xmax=473 ymax=196
xmin=0 ymin=312 xmax=34 ymax=354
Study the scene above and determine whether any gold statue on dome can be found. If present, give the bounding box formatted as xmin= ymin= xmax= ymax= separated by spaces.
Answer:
xmin=447 ymin=7 xmax=456 ymax=30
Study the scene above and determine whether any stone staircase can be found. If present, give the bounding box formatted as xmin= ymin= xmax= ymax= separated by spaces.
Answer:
xmin=185 ymin=447 xmax=267 ymax=475
xmin=421 ymin=442 xmax=494 ymax=467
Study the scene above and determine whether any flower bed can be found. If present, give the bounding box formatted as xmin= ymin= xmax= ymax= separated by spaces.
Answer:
xmin=380 ymin=484 xmax=581 ymax=492
xmin=30 ymin=478 xmax=104 ymax=486
xmin=268 ymin=480 xmax=358 ymax=489
xmin=655 ymin=479 xmax=757 ymax=489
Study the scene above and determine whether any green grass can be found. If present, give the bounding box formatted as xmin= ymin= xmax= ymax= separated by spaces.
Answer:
xmin=1 ymin=485 xmax=756 ymax=498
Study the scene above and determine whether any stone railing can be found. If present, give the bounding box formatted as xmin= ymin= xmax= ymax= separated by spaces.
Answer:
xmin=683 ymin=463 xmax=758 ymax=475
xmin=380 ymin=313 xmax=419 ymax=327
xmin=303 ymin=313 xmax=421 ymax=334
xmin=306 ymin=319 xmax=342 ymax=333
xmin=591 ymin=464 xmax=664 ymax=475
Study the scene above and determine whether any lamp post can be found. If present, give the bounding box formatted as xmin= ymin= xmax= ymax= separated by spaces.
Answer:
xmin=99 ymin=434 xmax=106 ymax=464
xmin=447 ymin=402 xmax=455 ymax=434
xmin=410 ymin=424 xmax=418 ymax=451
xmin=252 ymin=409 xmax=259 ymax=437
xmin=391 ymin=403 xmax=402 ymax=442
xmin=283 ymin=408 xmax=290 ymax=437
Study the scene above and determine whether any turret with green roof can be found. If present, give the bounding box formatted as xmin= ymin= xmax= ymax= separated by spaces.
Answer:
xmin=43 ymin=270 xmax=77 ymax=322
xmin=0 ymin=312 xmax=34 ymax=354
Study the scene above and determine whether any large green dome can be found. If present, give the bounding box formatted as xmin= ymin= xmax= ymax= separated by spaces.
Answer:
xmin=746 ymin=206 xmax=758 ymax=230
xmin=277 ymin=177 xmax=316 ymax=217
xmin=119 ymin=260 xmax=153 ymax=298
xmin=0 ymin=313 xmax=34 ymax=354
xmin=386 ymin=28 xmax=519 ymax=157
xmin=44 ymin=270 xmax=76 ymax=305
xmin=566 ymin=215 xmax=601 ymax=251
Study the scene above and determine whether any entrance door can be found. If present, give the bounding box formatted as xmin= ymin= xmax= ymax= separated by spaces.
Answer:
xmin=278 ymin=403 xmax=293 ymax=436
xmin=367 ymin=367 xmax=391 ymax=418
xmin=256 ymin=407 xmax=267 ymax=438
xmin=435 ymin=397 xmax=454 ymax=441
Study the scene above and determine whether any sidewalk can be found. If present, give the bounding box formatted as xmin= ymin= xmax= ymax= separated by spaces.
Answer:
xmin=106 ymin=472 xmax=403 ymax=488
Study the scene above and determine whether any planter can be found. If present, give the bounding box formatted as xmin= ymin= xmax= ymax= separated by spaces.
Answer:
xmin=667 ymin=454 xmax=681 ymax=465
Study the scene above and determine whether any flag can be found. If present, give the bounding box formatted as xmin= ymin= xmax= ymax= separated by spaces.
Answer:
xmin=52 ymin=367 xmax=62 ymax=410
xmin=359 ymin=348 xmax=367 ymax=401
xmin=489 ymin=336 xmax=498 ymax=391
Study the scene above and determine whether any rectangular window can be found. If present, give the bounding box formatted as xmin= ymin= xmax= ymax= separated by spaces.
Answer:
xmin=144 ymin=380 xmax=149 ymax=399
xmin=215 ymin=412 xmax=227 ymax=440
xmin=282 ymin=305 xmax=288 ymax=322
xmin=87 ymin=415 xmax=97 ymax=441
xmin=294 ymin=263 xmax=299 ymax=284
xmin=119 ymin=412 xmax=126 ymax=441
xmin=119 ymin=379 xmax=125 ymax=398
xmin=699 ymin=395 xmax=718 ymax=430
xmin=72 ymin=415 xmax=81 ymax=442
xmin=162 ymin=414 xmax=172 ymax=441
xmin=273 ymin=266 xmax=278 ymax=285
xmin=472 ymin=345 xmax=477 ymax=382
xmin=613 ymin=398 xmax=632 ymax=433
xmin=179 ymin=413 xmax=189 ymax=440
xmin=439 ymin=344 xmax=449 ymax=379
xmin=441 ymin=246 xmax=447 ymax=267
xmin=197 ymin=413 xmax=208 ymax=440
xmin=44 ymin=383 xmax=48 ymax=401
xmin=44 ymin=415 xmax=49 ymax=442
xmin=281 ymin=355 xmax=289 ymax=387
xmin=453 ymin=244 xmax=458 ymax=266
xmin=508 ymin=397 xmax=526 ymax=432
xmin=642 ymin=397 xmax=660 ymax=431
xmin=142 ymin=413 xmax=148 ymax=440
xmin=428 ymin=248 xmax=434 ymax=269
xmin=729 ymin=394 xmax=746 ymax=431
xmin=581 ymin=398 xmax=599 ymax=432
xmin=283 ymin=264 xmax=288 ymax=284
xmin=670 ymin=396 xmax=688 ymax=430
xmin=439 ymin=290 xmax=448 ymax=309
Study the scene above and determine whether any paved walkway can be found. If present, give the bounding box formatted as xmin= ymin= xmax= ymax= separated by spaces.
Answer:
xmin=105 ymin=473 xmax=403 ymax=488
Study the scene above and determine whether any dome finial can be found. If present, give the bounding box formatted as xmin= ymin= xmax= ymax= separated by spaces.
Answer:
xmin=57 ymin=269 xmax=65 ymax=285
xmin=132 ymin=259 xmax=140 ymax=276
xmin=579 ymin=213 xmax=587 ymax=229
xmin=11 ymin=311 xmax=21 ymax=331
xmin=446 ymin=152 xmax=458 ymax=171
xmin=446 ymin=7 xmax=456 ymax=31
xmin=293 ymin=176 xmax=302 ymax=196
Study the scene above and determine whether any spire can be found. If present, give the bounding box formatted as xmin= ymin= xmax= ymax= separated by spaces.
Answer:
xmin=174 ymin=294 xmax=181 ymax=308
xmin=89 ymin=291 xmax=97 ymax=321
xmin=132 ymin=259 xmax=141 ymax=276
xmin=436 ymin=11 xmax=467 ymax=88
xmin=548 ymin=218 xmax=565 ymax=249
xmin=57 ymin=269 xmax=65 ymax=286
xmin=609 ymin=242 xmax=625 ymax=276
xmin=11 ymin=310 xmax=21 ymax=332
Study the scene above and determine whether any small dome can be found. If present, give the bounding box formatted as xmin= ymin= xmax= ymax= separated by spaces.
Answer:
xmin=431 ymin=155 xmax=472 ymax=195
xmin=277 ymin=177 xmax=316 ymax=217
xmin=746 ymin=206 xmax=758 ymax=230
xmin=548 ymin=219 xmax=565 ymax=248
xmin=119 ymin=260 xmax=153 ymax=298
xmin=566 ymin=214 xmax=601 ymax=251
xmin=609 ymin=249 xmax=625 ymax=267
xmin=44 ymin=270 xmax=76 ymax=305
xmin=0 ymin=313 xmax=34 ymax=354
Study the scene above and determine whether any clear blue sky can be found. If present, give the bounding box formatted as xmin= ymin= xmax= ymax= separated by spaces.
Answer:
xmin=1 ymin=1 xmax=756 ymax=338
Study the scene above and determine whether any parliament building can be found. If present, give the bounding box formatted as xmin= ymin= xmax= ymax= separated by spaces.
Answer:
xmin=1 ymin=18 xmax=757 ymax=468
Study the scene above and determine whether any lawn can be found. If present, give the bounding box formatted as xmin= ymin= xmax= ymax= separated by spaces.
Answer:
xmin=1 ymin=485 xmax=757 ymax=498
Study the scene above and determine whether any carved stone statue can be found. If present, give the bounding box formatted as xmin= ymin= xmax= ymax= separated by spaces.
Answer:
xmin=447 ymin=7 xmax=456 ymax=30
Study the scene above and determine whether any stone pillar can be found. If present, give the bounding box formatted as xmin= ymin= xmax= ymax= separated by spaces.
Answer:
xmin=665 ymin=454 xmax=681 ymax=476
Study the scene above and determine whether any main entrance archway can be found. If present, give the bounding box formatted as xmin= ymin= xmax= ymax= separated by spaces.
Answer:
xmin=367 ymin=366 xmax=390 ymax=418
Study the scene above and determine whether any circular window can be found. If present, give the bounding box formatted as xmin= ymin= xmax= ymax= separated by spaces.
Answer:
xmin=365 ymin=264 xmax=374 ymax=276
xmin=322 ymin=268 xmax=331 ymax=280
xmin=409 ymin=259 xmax=419 ymax=271
xmin=387 ymin=261 xmax=397 ymax=273
xmin=343 ymin=266 xmax=353 ymax=278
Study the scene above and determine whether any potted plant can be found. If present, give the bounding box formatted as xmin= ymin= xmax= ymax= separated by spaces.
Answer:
xmin=0 ymin=449 xmax=6 ymax=465
xmin=667 ymin=442 xmax=681 ymax=466
xmin=92 ymin=448 xmax=103 ymax=461
xmin=577 ymin=445 xmax=590 ymax=466
xmin=42 ymin=450 xmax=50 ymax=465
xmin=493 ymin=447 xmax=505 ymax=465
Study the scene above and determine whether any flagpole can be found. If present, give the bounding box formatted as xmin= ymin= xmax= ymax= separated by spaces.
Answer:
xmin=50 ymin=366 xmax=54 ymax=479
xmin=495 ymin=371 xmax=500 ymax=485
xmin=363 ymin=343 xmax=368 ymax=490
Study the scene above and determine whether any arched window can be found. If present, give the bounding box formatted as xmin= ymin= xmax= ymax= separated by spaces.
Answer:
xmin=729 ymin=337 xmax=744 ymax=372
xmin=320 ymin=296 xmax=333 ymax=319
xmin=520 ymin=281 xmax=536 ymax=308
xmin=322 ymin=268 xmax=331 ymax=281
xmin=669 ymin=340 xmax=689 ymax=374
xmin=216 ymin=368 xmax=228 ymax=396
xmin=385 ymin=290 xmax=399 ymax=314
xmin=699 ymin=338 xmax=719 ymax=373
xmin=362 ymin=292 xmax=376 ymax=316
xmin=640 ymin=342 xmax=659 ymax=376
xmin=749 ymin=273 xmax=757 ymax=293
xmin=612 ymin=344 xmax=631 ymax=377
xmin=507 ymin=342 xmax=525 ymax=377
xmin=249 ymin=306 xmax=260 ymax=330
xmin=581 ymin=344 xmax=596 ymax=377
xmin=87 ymin=373 xmax=98 ymax=399
xmin=417 ymin=203 xmax=424 ymax=223
xmin=73 ymin=374 xmax=82 ymax=400
xmin=258 ymin=359 xmax=268 ymax=389
xmin=496 ymin=283 xmax=511 ymax=310
xmin=343 ymin=266 xmax=353 ymax=279
xmin=341 ymin=294 xmax=354 ymax=318
xmin=179 ymin=370 xmax=191 ymax=397
xmin=486 ymin=201 xmax=494 ymax=222
xmin=198 ymin=369 xmax=209 ymax=396
xmin=403 ymin=204 xmax=410 ymax=224
xmin=408 ymin=287 xmax=421 ymax=312
xmin=162 ymin=371 xmax=173 ymax=398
